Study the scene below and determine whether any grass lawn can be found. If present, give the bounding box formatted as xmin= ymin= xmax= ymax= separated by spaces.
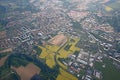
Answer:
xmin=94 ymin=58 xmax=120 ymax=80
xmin=106 ymin=1 xmax=120 ymax=10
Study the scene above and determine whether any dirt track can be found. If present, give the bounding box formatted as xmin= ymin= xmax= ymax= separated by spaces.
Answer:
xmin=48 ymin=34 xmax=67 ymax=46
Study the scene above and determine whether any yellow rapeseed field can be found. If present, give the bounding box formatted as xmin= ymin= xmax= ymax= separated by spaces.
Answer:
xmin=39 ymin=46 xmax=56 ymax=68
xmin=38 ymin=36 xmax=80 ymax=77
xmin=56 ymin=68 xmax=78 ymax=80
xmin=56 ymin=74 xmax=70 ymax=80
xmin=46 ymin=45 xmax=59 ymax=52
xmin=46 ymin=53 xmax=55 ymax=68
xmin=39 ymin=46 xmax=48 ymax=58
xmin=105 ymin=6 xmax=113 ymax=11
xmin=56 ymin=38 xmax=80 ymax=71
xmin=58 ymin=38 xmax=80 ymax=58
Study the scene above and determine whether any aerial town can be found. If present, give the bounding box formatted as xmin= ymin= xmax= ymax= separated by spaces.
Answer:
xmin=0 ymin=0 xmax=120 ymax=80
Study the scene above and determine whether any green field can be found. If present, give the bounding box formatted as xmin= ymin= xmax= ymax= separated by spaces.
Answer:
xmin=94 ymin=58 xmax=120 ymax=80
xmin=106 ymin=1 xmax=120 ymax=10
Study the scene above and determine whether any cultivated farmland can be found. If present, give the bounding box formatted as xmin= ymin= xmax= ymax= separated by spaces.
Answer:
xmin=11 ymin=63 xmax=40 ymax=80
xmin=39 ymin=34 xmax=80 ymax=80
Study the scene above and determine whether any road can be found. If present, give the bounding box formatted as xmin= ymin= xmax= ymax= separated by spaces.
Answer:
xmin=109 ymin=56 xmax=120 ymax=63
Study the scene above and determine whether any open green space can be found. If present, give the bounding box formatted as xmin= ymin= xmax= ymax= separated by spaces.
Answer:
xmin=94 ymin=57 xmax=120 ymax=80
xmin=106 ymin=1 xmax=120 ymax=10
xmin=0 ymin=53 xmax=8 ymax=59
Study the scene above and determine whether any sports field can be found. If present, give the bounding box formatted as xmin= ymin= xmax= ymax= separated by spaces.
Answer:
xmin=48 ymin=34 xmax=67 ymax=46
